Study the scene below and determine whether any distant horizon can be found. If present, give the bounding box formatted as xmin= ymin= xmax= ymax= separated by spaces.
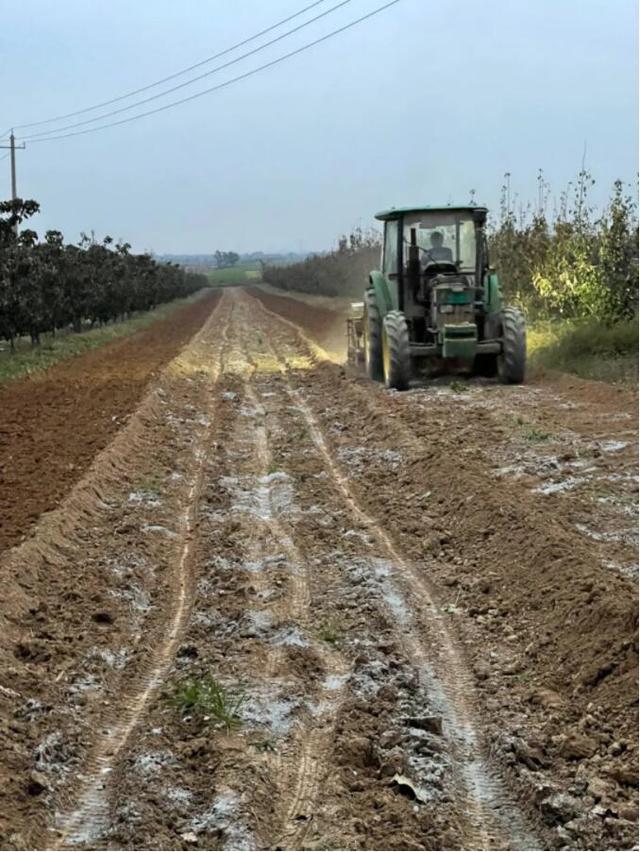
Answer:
xmin=9 ymin=164 xmax=636 ymax=257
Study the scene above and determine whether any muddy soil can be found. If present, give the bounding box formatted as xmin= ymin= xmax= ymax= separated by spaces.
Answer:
xmin=0 ymin=287 xmax=636 ymax=851
xmin=0 ymin=290 xmax=220 ymax=555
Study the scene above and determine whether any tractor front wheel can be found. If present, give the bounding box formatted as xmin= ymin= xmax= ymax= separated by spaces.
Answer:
xmin=382 ymin=311 xmax=411 ymax=390
xmin=498 ymin=307 xmax=526 ymax=384
xmin=364 ymin=289 xmax=383 ymax=381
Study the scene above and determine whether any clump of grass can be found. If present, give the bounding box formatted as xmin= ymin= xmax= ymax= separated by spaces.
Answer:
xmin=449 ymin=379 xmax=466 ymax=393
xmin=528 ymin=318 xmax=638 ymax=386
xmin=137 ymin=473 xmax=163 ymax=493
xmin=318 ymin=622 xmax=341 ymax=646
xmin=524 ymin=427 xmax=552 ymax=443
xmin=507 ymin=413 xmax=553 ymax=442
xmin=251 ymin=738 xmax=277 ymax=753
xmin=169 ymin=675 xmax=244 ymax=733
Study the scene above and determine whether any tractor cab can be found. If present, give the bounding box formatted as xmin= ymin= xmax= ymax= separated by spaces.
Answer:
xmin=347 ymin=205 xmax=526 ymax=390
xmin=392 ymin=208 xmax=482 ymax=277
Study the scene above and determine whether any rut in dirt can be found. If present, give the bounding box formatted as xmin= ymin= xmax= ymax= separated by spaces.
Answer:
xmin=50 ymin=297 xmax=234 ymax=849
xmin=63 ymin=289 xmax=537 ymax=852
xmin=6 ymin=284 xmax=635 ymax=851
xmin=250 ymin=290 xmax=539 ymax=850
xmin=250 ymin=286 xmax=639 ymax=851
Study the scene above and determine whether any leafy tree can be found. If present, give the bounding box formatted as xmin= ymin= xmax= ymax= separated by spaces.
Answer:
xmin=490 ymin=172 xmax=638 ymax=321
xmin=598 ymin=180 xmax=639 ymax=320
xmin=214 ymin=250 xmax=239 ymax=268
xmin=0 ymin=197 xmax=208 ymax=349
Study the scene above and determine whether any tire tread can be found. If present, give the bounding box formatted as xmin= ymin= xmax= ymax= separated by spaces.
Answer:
xmin=498 ymin=307 xmax=526 ymax=384
xmin=383 ymin=310 xmax=411 ymax=390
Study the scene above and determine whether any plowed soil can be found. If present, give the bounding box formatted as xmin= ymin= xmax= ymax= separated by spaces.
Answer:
xmin=0 ymin=287 xmax=636 ymax=851
xmin=0 ymin=290 xmax=220 ymax=555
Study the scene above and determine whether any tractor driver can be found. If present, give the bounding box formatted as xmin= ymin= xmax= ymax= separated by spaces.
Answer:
xmin=425 ymin=230 xmax=454 ymax=263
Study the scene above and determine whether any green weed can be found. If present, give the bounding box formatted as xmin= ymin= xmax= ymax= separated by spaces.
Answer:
xmin=169 ymin=675 xmax=244 ymax=733
xmin=251 ymin=738 xmax=277 ymax=753
xmin=523 ymin=428 xmax=552 ymax=443
xmin=528 ymin=318 xmax=638 ymax=386
xmin=318 ymin=622 xmax=341 ymax=646
xmin=136 ymin=473 xmax=163 ymax=493
xmin=449 ymin=379 xmax=467 ymax=393
xmin=506 ymin=413 xmax=553 ymax=442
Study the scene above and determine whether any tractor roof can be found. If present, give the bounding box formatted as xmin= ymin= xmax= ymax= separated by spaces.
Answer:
xmin=374 ymin=205 xmax=488 ymax=221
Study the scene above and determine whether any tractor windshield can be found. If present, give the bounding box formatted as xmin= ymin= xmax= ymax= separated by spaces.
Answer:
xmin=403 ymin=212 xmax=476 ymax=271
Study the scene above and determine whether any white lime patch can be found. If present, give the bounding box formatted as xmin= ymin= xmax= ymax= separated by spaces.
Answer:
xmin=220 ymin=471 xmax=297 ymax=520
xmin=534 ymin=476 xmax=588 ymax=495
xmin=128 ymin=490 xmax=161 ymax=506
xmin=242 ymin=685 xmax=300 ymax=735
xmin=597 ymin=440 xmax=630 ymax=453
xmin=132 ymin=750 xmax=179 ymax=775
xmin=337 ymin=445 xmax=402 ymax=472
xmin=271 ymin=625 xmax=308 ymax=647
xmin=190 ymin=791 xmax=255 ymax=850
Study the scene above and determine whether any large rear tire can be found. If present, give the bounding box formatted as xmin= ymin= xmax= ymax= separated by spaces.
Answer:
xmin=382 ymin=311 xmax=411 ymax=390
xmin=364 ymin=289 xmax=383 ymax=381
xmin=498 ymin=307 xmax=526 ymax=384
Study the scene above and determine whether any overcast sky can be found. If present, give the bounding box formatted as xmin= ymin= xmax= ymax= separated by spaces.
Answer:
xmin=1 ymin=0 xmax=637 ymax=254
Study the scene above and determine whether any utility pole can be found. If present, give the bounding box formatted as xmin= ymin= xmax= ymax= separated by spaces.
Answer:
xmin=1 ymin=132 xmax=26 ymax=200
xmin=0 ymin=131 xmax=26 ymax=233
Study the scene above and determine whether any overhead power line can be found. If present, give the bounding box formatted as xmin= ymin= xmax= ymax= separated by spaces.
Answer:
xmin=13 ymin=0 xmax=329 ymax=131
xmin=22 ymin=0 xmax=355 ymax=141
xmin=27 ymin=0 xmax=401 ymax=144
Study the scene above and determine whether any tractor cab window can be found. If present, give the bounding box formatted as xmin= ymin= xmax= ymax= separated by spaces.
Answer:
xmin=383 ymin=219 xmax=399 ymax=276
xmin=403 ymin=212 xmax=476 ymax=272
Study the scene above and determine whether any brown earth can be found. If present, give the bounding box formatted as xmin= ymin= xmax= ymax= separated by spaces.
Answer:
xmin=0 ymin=290 xmax=220 ymax=555
xmin=251 ymin=286 xmax=640 ymax=847
xmin=0 ymin=286 xmax=636 ymax=851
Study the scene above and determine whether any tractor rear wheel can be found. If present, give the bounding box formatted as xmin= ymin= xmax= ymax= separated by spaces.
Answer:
xmin=382 ymin=311 xmax=411 ymax=390
xmin=364 ymin=289 xmax=383 ymax=381
xmin=498 ymin=307 xmax=526 ymax=384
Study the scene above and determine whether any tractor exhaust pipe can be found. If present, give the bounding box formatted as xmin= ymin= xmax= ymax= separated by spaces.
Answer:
xmin=408 ymin=226 xmax=421 ymax=296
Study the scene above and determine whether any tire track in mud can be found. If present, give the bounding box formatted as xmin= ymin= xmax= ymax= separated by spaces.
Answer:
xmin=246 ymin=289 xmax=538 ymax=850
xmin=252 ymin=290 xmax=639 ymax=852
xmin=219 ymin=302 xmax=351 ymax=850
xmin=56 ymin=295 xmax=351 ymax=850
xmin=52 ymin=297 xmax=233 ymax=849
xmin=46 ymin=288 xmax=534 ymax=850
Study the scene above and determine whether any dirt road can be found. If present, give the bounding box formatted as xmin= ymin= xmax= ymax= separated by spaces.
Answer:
xmin=0 ymin=287 xmax=636 ymax=851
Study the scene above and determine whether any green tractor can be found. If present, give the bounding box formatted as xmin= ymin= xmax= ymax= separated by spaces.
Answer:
xmin=347 ymin=205 xmax=526 ymax=390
